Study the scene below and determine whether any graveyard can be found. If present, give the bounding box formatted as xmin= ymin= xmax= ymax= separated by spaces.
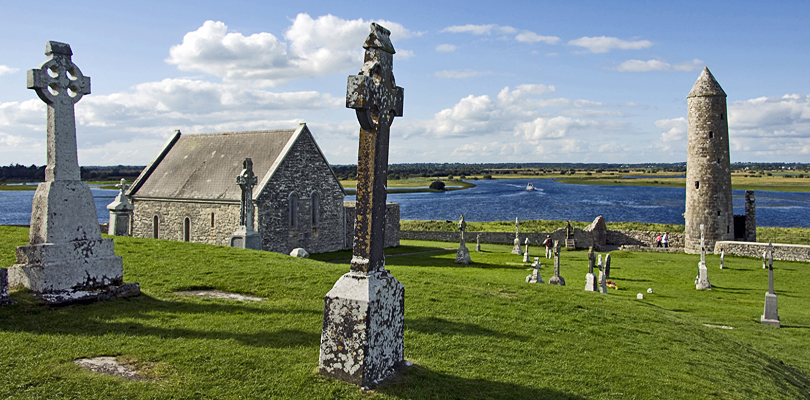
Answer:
xmin=1 ymin=225 xmax=809 ymax=399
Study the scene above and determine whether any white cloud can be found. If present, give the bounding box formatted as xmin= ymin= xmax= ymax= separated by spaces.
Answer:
xmin=616 ymin=58 xmax=703 ymax=72
xmin=166 ymin=15 xmax=417 ymax=87
xmin=435 ymin=44 xmax=457 ymax=53
xmin=441 ymin=24 xmax=516 ymax=35
xmin=729 ymin=94 xmax=810 ymax=138
xmin=0 ymin=65 xmax=19 ymax=76
xmin=516 ymin=116 xmax=601 ymax=140
xmin=515 ymin=31 xmax=560 ymax=44
xmin=568 ymin=36 xmax=653 ymax=53
xmin=434 ymin=69 xmax=492 ymax=79
xmin=655 ymin=117 xmax=686 ymax=142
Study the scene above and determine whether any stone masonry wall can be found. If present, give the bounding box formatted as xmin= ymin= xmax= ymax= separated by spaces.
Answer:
xmin=403 ymin=228 xmax=684 ymax=249
xmin=131 ymin=198 xmax=241 ymax=245
xmin=607 ymin=230 xmax=684 ymax=248
xmin=714 ymin=241 xmax=810 ymax=262
xmin=344 ymin=202 xmax=400 ymax=249
xmin=256 ymin=132 xmax=346 ymax=255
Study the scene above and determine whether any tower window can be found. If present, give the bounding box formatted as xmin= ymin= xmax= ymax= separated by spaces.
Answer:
xmin=210 ymin=212 xmax=215 ymax=228
xmin=727 ymin=225 xmax=730 ymax=233
xmin=695 ymin=181 xmax=700 ymax=190
xmin=709 ymin=131 xmax=714 ymax=139
xmin=720 ymin=113 xmax=724 ymax=120
xmin=717 ymin=210 xmax=721 ymax=216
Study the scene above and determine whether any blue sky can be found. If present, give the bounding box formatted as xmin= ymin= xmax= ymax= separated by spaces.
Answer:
xmin=1 ymin=1 xmax=809 ymax=166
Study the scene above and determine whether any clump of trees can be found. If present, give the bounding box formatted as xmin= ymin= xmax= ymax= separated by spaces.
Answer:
xmin=428 ymin=181 xmax=445 ymax=190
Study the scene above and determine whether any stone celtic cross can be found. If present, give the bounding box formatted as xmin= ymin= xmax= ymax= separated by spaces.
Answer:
xmin=458 ymin=214 xmax=466 ymax=244
xmin=237 ymin=158 xmax=258 ymax=231
xmin=346 ymin=23 xmax=404 ymax=273
xmin=27 ymin=41 xmax=90 ymax=182
xmin=115 ymin=178 xmax=129 ymax=195
xmin=767 ymin=241 xmax=774 ymax=294
xmin=700 ymin=224 xmax=706 ymax=263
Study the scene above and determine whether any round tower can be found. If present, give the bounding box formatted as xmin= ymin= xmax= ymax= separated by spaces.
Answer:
xmin=684 ymin=67 xmax=733 ymax=254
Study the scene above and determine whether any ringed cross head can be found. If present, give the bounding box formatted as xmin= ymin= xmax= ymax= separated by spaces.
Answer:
xmin=27 ymin=41 xmax=90 ymax=106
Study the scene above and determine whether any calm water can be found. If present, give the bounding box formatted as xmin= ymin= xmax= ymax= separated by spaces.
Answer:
xmin=2 ymin=179 xmax=810 ymax=228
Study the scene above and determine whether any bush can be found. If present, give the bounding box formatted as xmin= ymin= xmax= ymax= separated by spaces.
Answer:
xmin=429 ymin=181 xmax=446 ymax=190
xmin=482 ymin=175 xmax=492 ymax=180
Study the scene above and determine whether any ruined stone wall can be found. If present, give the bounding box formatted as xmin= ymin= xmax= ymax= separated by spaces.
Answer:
xmin=715 ymin=241 xmax=810 ymax=262
xmin=607 ymin=230 xmax=684 ymax=248
xmin=131 ymin=198 xmax=241 ymax=245
xmin=344 ymin=202 xmax=400 ymax=249
xmin=401 ymin=227 xmax=594 ymax=249
xmin=256 ymin=132 xmax=346 ymax=254
xmin=684 ymin=78 xmax=733 ymax=254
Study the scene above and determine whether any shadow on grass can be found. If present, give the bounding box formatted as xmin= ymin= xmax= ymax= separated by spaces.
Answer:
xmin=406 ymin=317 xmax=528 ymax=340
xmin=377 ymin=364 xmax=587 ymax=400
xmin=0 ymin=292 xmax=321 ymax=348
xmin=711 ymin=285 xmax=758 ymax=294
xmin=762 ymin=355 xmax=810 ymax=398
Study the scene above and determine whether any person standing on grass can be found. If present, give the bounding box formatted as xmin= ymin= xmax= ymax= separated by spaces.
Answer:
xmin=662 ymin=232 xmax=669 ymax=248
xmin=656 ymin=234 xmax=662 ymax=247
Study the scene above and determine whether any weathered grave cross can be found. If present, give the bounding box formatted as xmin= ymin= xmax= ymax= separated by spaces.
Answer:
xmin=236 ymin=158 xmax=258 ymax=230
xmin=346 ymin=23 xmax=404 ymax=273
xmin=115 ymin=178 xmax=129 ymax=195
xmin=27 ymin=41 xmax=90 ymax=182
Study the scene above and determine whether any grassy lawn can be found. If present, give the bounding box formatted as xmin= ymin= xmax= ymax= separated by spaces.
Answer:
xmin=1 ymin=226 xmax=809 ymax=399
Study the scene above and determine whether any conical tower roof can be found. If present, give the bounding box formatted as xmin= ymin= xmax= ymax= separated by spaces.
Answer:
xmin=688 ymin=67 xmax=726 ymax=98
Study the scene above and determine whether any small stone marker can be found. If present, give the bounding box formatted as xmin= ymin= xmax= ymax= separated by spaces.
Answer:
xmin=637 ymin=293 xmax=644 ymax=300
xmin=584 ymin=247 xmax=597 ymax=292
xmin=475 ymin=234 xmax=481 ymax=252
xmin=696 ymin=224 xmax=712 ymax=290
xmin=319 ymin=23 xmax=405 ymax=388
xmin=762 ymin=251 xmax=767 ymax=269
xmin=761 ymin=242 xmax=780 ymax=327
xmin=9 ymin=41 xmax=138 ymax=304
xmin=597 ymin=254 xmax=608 ymax=294
xmin=720 ymin=249 xmax=725 ymax=269
xmin=604 ymin=253 xmax=612 ymax=279
xmin=175 ymin=289 xmax=266 ymax=302
xmin=548 ymin=240 xmax=565 ymax=286
xmin=526 ymin=259 xmax=543 ymax=283
xmin=74 ymin=357 xmax=143 ymax=381
xmin=290 ymin=248 xmax=309 ymax=258
xmin=107 ymin=178 xmax=133 ymax=236
xmin=512 ymin=217 xmax=522 ymax=254
xmin=522 ymin=238 xmax=530 ymax=263
xmin=0 ymin=268 xmax=11 ymax=305
xmin=455 ymin=215 xmax=472 ymax=264
xmin=230 ymin=158 xmax=262 ymax=250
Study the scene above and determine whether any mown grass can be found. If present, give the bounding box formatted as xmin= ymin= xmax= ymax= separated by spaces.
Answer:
xmin=1 ymin=226 xmax=809 ymax=399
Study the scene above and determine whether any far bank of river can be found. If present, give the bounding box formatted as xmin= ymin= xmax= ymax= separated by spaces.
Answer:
xmin=3 ymin=178 xmax=810 ymax=228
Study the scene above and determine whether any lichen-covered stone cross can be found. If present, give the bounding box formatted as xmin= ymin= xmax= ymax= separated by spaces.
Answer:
xmin=115 ymin=179 xmax=129 ymax=195
xmin=346 ymin=23 xmax=404 ymax=273
xmin=27 ymin=41 xmax=90 ymax=182
xmin=236 ymin=158 xmax=258 ymax=231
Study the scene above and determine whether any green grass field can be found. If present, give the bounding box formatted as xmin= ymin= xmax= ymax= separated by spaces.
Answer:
xmin=1 ymin=226 xmax=809 ymax=399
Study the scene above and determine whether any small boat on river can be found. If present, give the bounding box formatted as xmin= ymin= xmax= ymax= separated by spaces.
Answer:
xmin=526 ymin=183 xmax=535 ymax=191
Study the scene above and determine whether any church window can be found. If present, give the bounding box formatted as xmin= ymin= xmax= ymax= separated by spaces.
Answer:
xmin=210 ymin=212 xmax=215 ymax=228
xmin=153 ymin=215 xmax=159 ymax=239
xmin=289 ymin=193 xmax=299 ymax=229
xmin=184 ymin=217 xmax=191 ymax=242
xmin=311 ymin=192 xmax=320 ymax=228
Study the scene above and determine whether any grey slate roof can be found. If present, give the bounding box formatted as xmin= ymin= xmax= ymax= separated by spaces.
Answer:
xmin=130 ymin=128 xmax=298 ymax=201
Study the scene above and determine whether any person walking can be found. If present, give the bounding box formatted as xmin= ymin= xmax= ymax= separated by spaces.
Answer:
xmin=662 ymin=232 xmax=669 ymax=248
xmin=655 ymin=234 xmax=662 ymax=248
xmin=543 ymin=235 xmax=553 ymax=259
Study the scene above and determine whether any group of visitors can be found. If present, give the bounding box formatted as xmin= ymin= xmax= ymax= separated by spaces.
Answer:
xmin=655 ymin=232 xmax=669 ymax=248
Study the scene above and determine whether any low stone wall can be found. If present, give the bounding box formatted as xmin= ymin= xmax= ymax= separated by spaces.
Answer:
xmin=607 ymin=230 xmax=684 ymax=248
xmin=402 ymin=227 xmax=595 ymax=249
xmin=714 ymin=241 xmax=810 ymax=262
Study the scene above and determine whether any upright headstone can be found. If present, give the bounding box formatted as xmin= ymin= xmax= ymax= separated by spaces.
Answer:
xmin=319 ymin=23 xmax=405 ymax=388
xmin=584 ymin=246 xmax=598 ymax=291
xmin=695 ymin=224 xmax=712 ymax=290
xmin=475 ymin=234 xmax=480 ymax=252
xmin=107 ymin=179 xmax=133 ymax=236
xmin=512 ymin=217 xmax=522 ymax=254
xmin=762 ymin=250 xmax=767 ymax=269
xmin=597 ymin=254 xmax=608 ymax=293
xmin=0 ymin=269 xmax=11 ymax=305
xmin=522 ymin=238 xmax=530 ymax=263
xmin=604 ymin=253 xmax=612 ymax=279
xmin=548 ymin=240 xmax=565 ymax=286
xmin=455 ymin=214 xmax=471 ymax=264
xmin=526 ymin=258 xmax=543 ymax=283
xmin=9 ymin=41 xmax=138 ymax=304
xmin=230 ymin=158 xmax=262 ymax=250
xmin=761 ymin=242 xmax=780 ymax=327
xmin=720 ymin=249 xmax=725 ymax=269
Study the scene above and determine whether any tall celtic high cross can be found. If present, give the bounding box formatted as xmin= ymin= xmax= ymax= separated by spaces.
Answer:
xmin=346 ymin=23 xmax=404 ymax=273
xmin=27 ymin=41 xmax=90 ymax=182
xmin=237 ymin=158 xmax=258 ymax=231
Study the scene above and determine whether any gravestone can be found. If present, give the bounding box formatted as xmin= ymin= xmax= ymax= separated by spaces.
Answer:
xmin=455 ymin=215 xmax=471 ymax=264
xmin=597 ymin=254 xmax=608 ymax=293
xmin=548 ymin=240 xmax=565 ymax=286
xmin=720 ymin=250 xmax=725 ymax=269
xmin=584 ymin=247 xmax=598 ymax=291
xmin=230 ymin=158 xmax=261 ymax=250
xmin=761 ymin=242 xmax=780 ymax=327
xmin=512 ymin=217 xmax=522 ymax=254
xmin=604 ymin=253 xmax=612 ymax=279
xmin=526 ymin=258 xmax=543 ymax=283
xmin=522 ymin=238 xmax=530 ymax=263
xmin=762 ymin=251 xmax=767 ymax=269
xmin=106 ymin=179 xmax=133 ymax=236
xmin=8 ymin=41 xmax=138 ymax=304
xmin=319 ymin=23 xmax=405 ymax=388
xmin=0 ymin=269 xmax=11 ymax=305
xmin=695 ymin=224 xmax=712 ymax=290
xmin=475 ymin=234 xmax=480 ymax=252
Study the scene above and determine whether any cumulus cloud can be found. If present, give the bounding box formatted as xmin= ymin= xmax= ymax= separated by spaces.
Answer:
xmin=616 ymin=58 xmax=703 ymax=72
xmin=434 ymin=69 xmax=492 ymax=79
xmin=655 ymin=117 xmax=686 ymax=142
xmin=441 ymin=24 xmax=516 ymax=35
xmin=568 ymin=36 xmax=653 ymax=53
xmin=435 ymin=44 xmax=456 ymax=53
xmin=515 ymin=31 xmax=560 ymax=44
xmin=729 ymin=94 xmax=810 ymax=138
xmin=0 ymin=65 xmax=19 ymax=76
xmin=166 ymin=15 xmax=417 ymax=87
